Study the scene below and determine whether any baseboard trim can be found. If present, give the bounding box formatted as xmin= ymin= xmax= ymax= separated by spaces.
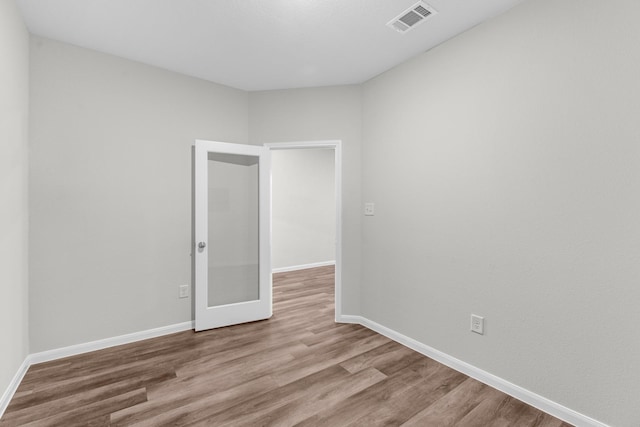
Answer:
xmin=29 ymin=321 xmax=194 ymax=365
xmin=3 ymin=315 xmax=608 ymax=427
xmin=335 ymin=314 xmax=361 ymax=324
xmin=339 ymin=315 xmax=608 ymax=427
xmin=0 ymin=358 xmax=30 ymax=419
xmin=1 ymin=321 xmax=195 ymax=419
xmin=0 ymin=320 xmax=195 ymax=418
xmin=272 ymin=260 xmax=335 ymax=274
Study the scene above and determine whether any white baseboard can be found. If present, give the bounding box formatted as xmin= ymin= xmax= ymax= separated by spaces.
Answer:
xmin=29 ymin=321 xmax=194 ymax=365
xmin=272 ymin=260 xmax=335 ymax=274
xmin=335 ymin=314 xmax=361 ymax=324
xmin=0 ymin=358 xmax=30 ymax=419
xmin=339 ymin=315 xmax=608 ymax=427
xmin=3 ymin=315 xmax=608 ymax=427
xmin=0 ymin=321 xmax=194 ymax=419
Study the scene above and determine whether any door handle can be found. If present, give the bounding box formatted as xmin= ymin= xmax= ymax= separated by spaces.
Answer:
xmin=198 ymin=242 xmax=206 ymax=249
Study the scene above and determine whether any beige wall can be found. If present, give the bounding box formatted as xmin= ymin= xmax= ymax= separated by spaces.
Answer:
xmin=361 ymin=0 xmax=640 ymax=425
xmin=271 ymin=148 xmax=335 ymax=270
xmin=249 ymin=87 xmax=362 ymax=314
xmin=0 ymin=0 xmax=30 ymax=399
xmin=28 ymin=37 xmax=248 ymax=352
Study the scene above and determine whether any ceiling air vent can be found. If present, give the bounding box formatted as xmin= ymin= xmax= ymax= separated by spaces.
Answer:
xmin=387 ymin=1 xmax=437 ymax=34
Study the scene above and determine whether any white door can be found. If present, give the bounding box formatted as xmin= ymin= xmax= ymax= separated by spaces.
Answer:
xmin=194 ymin=139 xmax=271 ymax=331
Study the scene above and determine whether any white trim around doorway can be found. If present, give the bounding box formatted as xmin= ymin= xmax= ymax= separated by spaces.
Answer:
xmin=264 ymin=140 xmax=343 ymax=322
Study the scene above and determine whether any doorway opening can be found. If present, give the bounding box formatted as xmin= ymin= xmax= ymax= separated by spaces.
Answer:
xmin=265 ymin=141 xmax=342 ymax=321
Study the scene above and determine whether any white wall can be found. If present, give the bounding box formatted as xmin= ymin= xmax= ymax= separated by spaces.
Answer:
xmin=0 ymin=0 xmax=30 ymax=400
xmin=29 ymin=37 xmax=249 ymax=352
xmin=271 ymin=149 xmax=335 ymax=270
xmin=28 ymin=40 xmax=362 ymax=350
xmin=17 ymin=1 xmax=638 ymax=423
xmin=361 ymin=0 xmax=640 ymax=425
xmin=249 ymin=86 xmax=362 ymax=314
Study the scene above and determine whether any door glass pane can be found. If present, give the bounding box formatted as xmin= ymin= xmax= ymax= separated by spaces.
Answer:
xmin=207 ymin=152 xmax=259 ymax=307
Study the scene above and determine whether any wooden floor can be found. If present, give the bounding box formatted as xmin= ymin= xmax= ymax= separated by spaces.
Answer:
xmin=1 ymin=266 xmax=571 ymax=426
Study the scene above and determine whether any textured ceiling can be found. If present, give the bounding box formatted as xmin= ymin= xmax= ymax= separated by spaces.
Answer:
xmin=17 ymin=0 xmax=525 ymax=91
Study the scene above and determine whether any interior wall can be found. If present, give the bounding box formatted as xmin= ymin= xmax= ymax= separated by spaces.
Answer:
xmin=271 ymin=149 xmax=335 ymax=270
xmin=248 ymin=86 xmax=362 ymax=314
xmin=0 ymin=0 xmax=30 ymax=398
xmin=361 ymin=0 xmax=640 ymax=425
xmin=29 ymin=37 xmax=249 ymax=352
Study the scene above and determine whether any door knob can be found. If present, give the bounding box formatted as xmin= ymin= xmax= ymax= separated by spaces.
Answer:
xmin=198 ymin=242 xmax=206 ymax=249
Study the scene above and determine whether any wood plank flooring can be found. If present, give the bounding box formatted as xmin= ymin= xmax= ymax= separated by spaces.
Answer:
xmin=1 ymin=266 xmax=572 ymax=426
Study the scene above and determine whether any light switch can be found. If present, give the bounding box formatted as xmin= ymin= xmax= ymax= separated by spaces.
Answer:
xmin=179 ymin=285 xmax=189 ymax=299
xmin=364 ymin=202 xmax=375 ymax=216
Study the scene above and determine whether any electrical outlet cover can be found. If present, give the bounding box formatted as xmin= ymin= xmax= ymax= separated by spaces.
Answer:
xmin=471 ymin=314 xmax=484 ymax=335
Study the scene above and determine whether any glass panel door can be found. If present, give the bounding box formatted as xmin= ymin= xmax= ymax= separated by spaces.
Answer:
xmin=195 ymin=140 xmax=271 ymax=331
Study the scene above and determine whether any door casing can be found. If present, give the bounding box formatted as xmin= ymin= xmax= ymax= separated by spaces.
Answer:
xmin=265 ymin=140 xmax=343 ymax=321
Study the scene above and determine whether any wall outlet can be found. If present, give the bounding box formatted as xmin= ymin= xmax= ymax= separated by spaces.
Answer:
xmin=471 ymin=314 xmax=484 ymax=335
xmin=364 ymin=202 xmax=375 ymax=216
xmin=179 ymin=285 xmax=189 ymax=299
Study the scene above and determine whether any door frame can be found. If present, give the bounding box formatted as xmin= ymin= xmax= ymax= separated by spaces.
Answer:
xmin=264 ymin=140 xmax=343 ymax=322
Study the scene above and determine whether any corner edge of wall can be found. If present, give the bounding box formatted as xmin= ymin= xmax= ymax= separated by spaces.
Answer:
xmin=0 ymin=357 xmax=30 ymax=419
xmin=0 ymin=320 xmax=195 ymax=419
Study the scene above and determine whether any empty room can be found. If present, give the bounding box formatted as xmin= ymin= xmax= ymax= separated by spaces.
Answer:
xmin=1 ymin=0 xmax=638 ymax=426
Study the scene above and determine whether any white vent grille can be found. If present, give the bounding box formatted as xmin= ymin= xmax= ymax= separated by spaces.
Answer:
xmin=387 ymin=1 xmax=437 ymax=34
